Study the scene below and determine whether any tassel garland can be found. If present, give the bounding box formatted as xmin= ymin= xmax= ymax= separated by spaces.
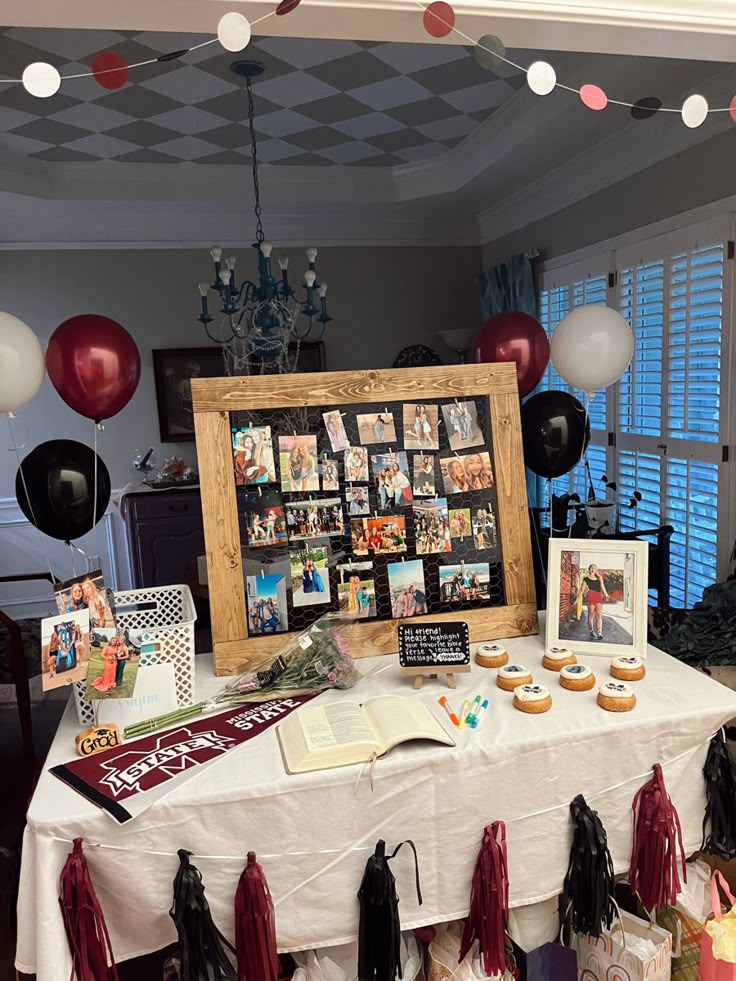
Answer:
xmin=358 ymin=839 xmax=422 ymax=981
xmin=629 ymin=763 xmax=686 ymax=912
xmin=58 ymin=838 xmax=118 ymax=981
xmin=563 ymin=794 xmax=616 ymax=938
xmin=459 ymin=821 xmax=509 ymax=978
xmin=171 ymin=849 xmax=237 ymax=981
xmin=702 ymin=732 xmax=736 ymax=860
xmin=235 ymin=851 xmax=279 ymax=981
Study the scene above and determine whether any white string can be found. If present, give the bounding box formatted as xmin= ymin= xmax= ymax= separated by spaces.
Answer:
xmin=38 ymin=730 xmax=716 ymax=860
xmin=92 ymin=421 xmax=100 ymax=562
xmin=6 ymin=414 xmax=56 ymax=581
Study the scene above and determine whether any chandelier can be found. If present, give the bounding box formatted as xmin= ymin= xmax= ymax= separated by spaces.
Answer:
xmin=196 ymin=62 xmax=332 ymax=375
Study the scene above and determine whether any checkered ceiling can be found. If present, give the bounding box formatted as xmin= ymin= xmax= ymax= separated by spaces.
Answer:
xmin=0 ymin=28 xmax=526 ymax=166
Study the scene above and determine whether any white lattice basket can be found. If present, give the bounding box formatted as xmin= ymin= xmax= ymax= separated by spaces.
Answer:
xmin=73 ymin=584 xmax=197 ymax=726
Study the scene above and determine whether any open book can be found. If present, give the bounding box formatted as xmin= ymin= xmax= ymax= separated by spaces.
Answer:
xmin=278 ymin=695 xmax=455 ymax=774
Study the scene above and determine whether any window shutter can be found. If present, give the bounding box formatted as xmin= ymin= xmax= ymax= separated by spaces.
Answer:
xmin=666 ymin=457 xmax=719 ymax=608
xmin=617 ymin=450 xmax=662 ymax=532
xmin=618 ymin=260 xmax=664 ymax=437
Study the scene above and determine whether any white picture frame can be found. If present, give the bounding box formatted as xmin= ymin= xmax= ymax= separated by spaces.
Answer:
xmin=546 ymin=538 xmax=649 ymax=659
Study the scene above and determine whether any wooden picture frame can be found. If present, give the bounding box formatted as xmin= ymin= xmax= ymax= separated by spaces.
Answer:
xmin=191 ymin=363 xmax=538 ymax=675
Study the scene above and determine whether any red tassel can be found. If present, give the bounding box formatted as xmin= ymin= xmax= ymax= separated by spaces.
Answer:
xmin=59 ymin=838 xmax=118 ymax=981
xmin=630 ymin=763 xmax=687 ymax=911
xmin=459 ymin=822 xmax=509 ymax=977
xmin=235 ymin=851 xmax=279 ymax=981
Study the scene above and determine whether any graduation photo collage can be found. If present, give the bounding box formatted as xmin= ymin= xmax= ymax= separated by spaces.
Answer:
xmin=231 ymin=398 xmax=502 ymax=638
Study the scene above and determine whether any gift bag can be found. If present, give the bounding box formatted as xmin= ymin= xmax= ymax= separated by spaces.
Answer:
xmin=656 ymin=859 xmax=713 ymax=980
xmin=427 ymin=921 xmax=513 ymax=981
xmin=575 ymin=908 xmax=672 ymax=980
xmin=700 ymin=870 xmax=736 ymax=979
xmin=511 ymin=941 xmax=576 ymax=981
xmin=294 ymin=935 xmax=422 ymax=981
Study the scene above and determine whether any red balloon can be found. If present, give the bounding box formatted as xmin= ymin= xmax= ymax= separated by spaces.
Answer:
xmin=473 ymin=311 xmax=550 ymax=397
xmin=46 ymin=314 xmax=141 ymax=422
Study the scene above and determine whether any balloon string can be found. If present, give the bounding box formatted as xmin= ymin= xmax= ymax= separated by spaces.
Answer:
xmin=6 ymin=414 xmax=56 ymax=581
xmin=92 ymin=421 xmax=100 ymax=561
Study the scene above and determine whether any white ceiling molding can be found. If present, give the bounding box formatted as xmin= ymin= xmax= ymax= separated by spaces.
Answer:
xmin=4 ymin=0 xmax=736 ymax=61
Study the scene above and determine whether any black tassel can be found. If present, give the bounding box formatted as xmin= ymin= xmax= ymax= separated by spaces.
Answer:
xmin=563 ymin=794 xmax=616 ymax=938
xmin=357 ymin=840 xmax=422 ymax=981
xmin=170 ymin=849 xmax=237 ymax=981
xmin=702 ymin=732 xmax=736 ymax=860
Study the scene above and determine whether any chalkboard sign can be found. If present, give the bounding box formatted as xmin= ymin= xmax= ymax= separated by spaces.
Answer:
xmin=399 ymin=621 xmax=470 ymax=689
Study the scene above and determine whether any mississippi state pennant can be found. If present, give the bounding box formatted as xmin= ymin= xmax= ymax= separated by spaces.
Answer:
xmin=51 ymin=694 xmax=317 ymax=824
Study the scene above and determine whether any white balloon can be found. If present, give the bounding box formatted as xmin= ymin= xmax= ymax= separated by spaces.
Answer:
xmin=527 ymin=61 xmax=556 ymax=96
xmin=550 ymin=305 xmax=634 ymax=392
xmin=681 ymin=94 xmax=708 ymax=129
xmin=217 ymin=12 xmax=252 ymax=52
xmin=22 ymin=62 xmax=61 ymax=98
xmin=0 ymin=312 xmax=45 ymax=412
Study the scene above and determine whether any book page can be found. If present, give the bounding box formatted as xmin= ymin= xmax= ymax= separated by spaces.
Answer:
xmin=299 ymin=702 xmax=379 ymax=753
xmin=363 ymin=696 xmax=454 ymax=752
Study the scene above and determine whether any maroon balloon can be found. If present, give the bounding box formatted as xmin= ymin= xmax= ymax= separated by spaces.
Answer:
xmin=473 ymin=311 xmax=550 ymax=397
xmin=46 ymin=314 xmax=141 ymax=422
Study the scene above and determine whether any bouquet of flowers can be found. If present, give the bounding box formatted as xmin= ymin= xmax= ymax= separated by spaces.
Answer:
xmin=124 ymin=612 xmax=360 ymax=740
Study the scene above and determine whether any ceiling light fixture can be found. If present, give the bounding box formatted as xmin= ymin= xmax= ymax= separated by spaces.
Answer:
xmin=196 ymin=61 xmax=332 ymax=375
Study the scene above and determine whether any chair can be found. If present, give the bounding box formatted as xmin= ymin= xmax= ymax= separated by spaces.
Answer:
xmin=0 ymin=572 xmax=60 ymax=759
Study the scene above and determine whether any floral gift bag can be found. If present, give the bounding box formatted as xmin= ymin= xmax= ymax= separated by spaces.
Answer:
xmin=576 ymin=909 xmax=672 ymax=980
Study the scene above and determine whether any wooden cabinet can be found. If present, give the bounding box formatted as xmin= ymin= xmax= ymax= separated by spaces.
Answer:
xmin=123 ymin=488 xmax=205 ymax=591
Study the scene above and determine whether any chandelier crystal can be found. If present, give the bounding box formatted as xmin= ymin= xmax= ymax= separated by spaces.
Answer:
xmin=196 ymin=64 xmax=332 ymax=375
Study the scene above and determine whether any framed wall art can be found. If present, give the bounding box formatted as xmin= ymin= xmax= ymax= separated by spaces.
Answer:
xmin=191 ymin=362 xmax=538 ymax=675
xmin=546 ymin=538 xmax=649 ymax=659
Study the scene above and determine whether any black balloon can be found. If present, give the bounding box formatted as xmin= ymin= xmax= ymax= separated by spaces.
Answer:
xmin=521 ymin=390 xmax=590 ymax=479
xmin=15 ymin=439 xmax=111 ymax=541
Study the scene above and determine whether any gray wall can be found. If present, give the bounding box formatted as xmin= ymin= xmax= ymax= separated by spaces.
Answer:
xmin=482 ymin=129 xmax=736 ymax=265
xmin=0 ymin=245 xmax=481 ymax=497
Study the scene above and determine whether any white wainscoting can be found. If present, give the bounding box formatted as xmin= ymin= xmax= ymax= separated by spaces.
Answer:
xmin=0 ymin=494 xmax=133 ymax=619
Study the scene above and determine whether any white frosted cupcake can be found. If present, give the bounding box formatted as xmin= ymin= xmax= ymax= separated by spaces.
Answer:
xmin=559 ymin=663 xmax=595 ymax=691
xmin=513 ymin=684 xmax=552 ymax=714
xmin=597 ymin=681 xmax=637 ymax=712
xmin=610 ymin=655 xmax=646 ymax=682
xmin=475 ymin=643 xmax=509 ymax=669
xmin=496 ymin=664 xmax=533 ymax=691
xmin=542 ymin=646 xmax=577 ymax=671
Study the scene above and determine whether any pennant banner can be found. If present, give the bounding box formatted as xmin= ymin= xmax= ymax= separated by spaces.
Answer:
xmin=51 ymin=694 xmax=317 ymax=824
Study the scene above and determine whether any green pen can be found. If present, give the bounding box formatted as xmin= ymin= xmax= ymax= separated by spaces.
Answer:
xmin=466 ymin=695 xmax=481 ymax=725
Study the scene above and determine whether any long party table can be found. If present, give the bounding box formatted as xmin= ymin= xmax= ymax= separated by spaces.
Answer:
xmin=16 ymin=621 xmax=736 ymax=978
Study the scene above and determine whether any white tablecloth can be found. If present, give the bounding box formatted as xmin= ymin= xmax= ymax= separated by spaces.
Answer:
xmin=16 ymin=622 xmax=736 ymax=978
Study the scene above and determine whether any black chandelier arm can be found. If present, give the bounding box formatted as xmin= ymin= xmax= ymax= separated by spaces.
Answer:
xmin=202 ymin=317 xmax=236 ymax=345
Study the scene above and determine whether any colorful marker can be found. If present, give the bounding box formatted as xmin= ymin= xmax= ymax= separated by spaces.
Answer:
xmin=439 ymin=696 xmax=461 ymax=727
xmin=466 ymin=695 xmax=481 ymax=725
xmin=458 ymin=699 xmax=471 ymax=729
xmin=469 ymin=699 xmax=489 ymax=729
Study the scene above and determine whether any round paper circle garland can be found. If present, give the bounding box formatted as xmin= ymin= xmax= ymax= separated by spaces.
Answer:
xmin=22 ymin=61 xmax=61 ymax=98
xmin=92 ymin=51 xmax=129 ymax=90
xmin=526 ymin=61 xmax=557 ymax=96
xmin=682 ymin=93 xmax=709 ymax=129
xmin=422 ymin=1 xmax=455 ymax=38
xmin=580 ymin=84 xmax=608 ymax=111
xmin=217 ymin=11 xmax=253 ymax=52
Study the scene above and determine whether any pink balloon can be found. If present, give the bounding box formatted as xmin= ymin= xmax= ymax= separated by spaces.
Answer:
xmin=474 ymin=311 xmax=550 ymax=397
xmin=580 ymin=84 xmax=608 ymax=111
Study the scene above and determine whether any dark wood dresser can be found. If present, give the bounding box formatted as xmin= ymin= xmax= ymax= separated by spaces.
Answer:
xmin=123 ymin=487 xmax=205 ymax=591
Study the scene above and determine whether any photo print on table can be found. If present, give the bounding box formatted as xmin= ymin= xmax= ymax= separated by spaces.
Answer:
xmin=356 ymin=411 xmax=397 ymax=445
xmin=413 ymin=498 xmax=451 ymax=555
xmin=55 ymin=570 xmax=116 ymax=629
xmin=371 ymin=450 xmax=412 ymax=508
xmin=344 ymin=446 xmax=369 ymax=483
xmin=346 ymin=485 xmax=370 ymax=516
xmin=337 ymin=560 xmax=376 ymax=619
xmin=412 ymin=454 xmax=436 ymax=497
xmin=41 ymin=609 xmax=91 ymax=691
xmin=232 ymin=425 xmax=276 ymax=485
xmin=350 ymin=515 xmax=407 ymax=555
xmin=323 ymin=409 xmax=350 ymax=452
xmin=286 ymin=498 xmax=344 ymax=540
xmin=246 ymin=571 xmax=289 ymax=635
xmin=320 ymin=455 xmax=339 ymax=492
xmin=388 ymin=559 xmax=428 ymax=618
xmin=442 ymin=400 xmax=484 ymax=452
xmin=440 ymin=451 xmax=494 ymax=495
xmin=289 ymin=542 xmax=331 ymax=607
xmin=472 ymin=501 xmax=498 ymax=549
xmin=449 ymin=507 xmax=472 ymax=541
xmin=279 ymin=434 xmax=320 ymax=493
xmin=245 ymin=488 xmax=288 ymax=548
xmin=439 ymin=563 xmax=491 ymax=604
xmin=86 ymin=626 xmax=141 ymax=700
xmin=402 ymin=404 xmax=440 ymax=451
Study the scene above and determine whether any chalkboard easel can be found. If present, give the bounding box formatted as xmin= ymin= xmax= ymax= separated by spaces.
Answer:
xmin=399 ymin=621 xmax=471 ymax=690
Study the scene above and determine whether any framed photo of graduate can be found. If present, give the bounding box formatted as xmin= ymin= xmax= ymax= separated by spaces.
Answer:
xmin=192 ymin=362 xmax=537 ymax=674
xmin=546 ymin=538 xmax=649 ymax=659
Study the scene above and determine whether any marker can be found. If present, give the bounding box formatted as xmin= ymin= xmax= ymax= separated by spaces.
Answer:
xmin=458 ymin=699 xmax=471 ymax=729
xmin=469 ymin=699 xmax=489 ymax=729
xmin=466 ymin=695 xmax=481 ymax=725
xmin=439 ymin=696 xmax=461 ymax=728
